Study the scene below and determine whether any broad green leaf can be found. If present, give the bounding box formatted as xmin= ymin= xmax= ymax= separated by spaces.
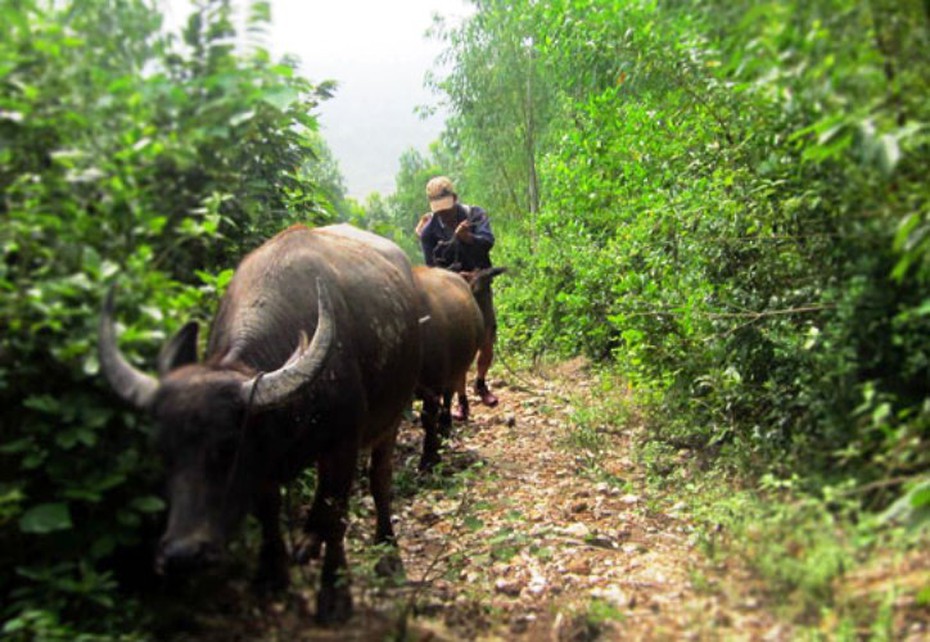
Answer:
xmin=19 ymin=503 xmax=73 ymax=534
xmin=261 ymin=86 xmax=300 ymax=111
xmin=131 ymin=496 xmax=166 ymax=513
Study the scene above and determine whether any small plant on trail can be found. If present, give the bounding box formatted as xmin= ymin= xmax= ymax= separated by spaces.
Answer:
xmin=560 ymin=370 xmax=634 ymax=477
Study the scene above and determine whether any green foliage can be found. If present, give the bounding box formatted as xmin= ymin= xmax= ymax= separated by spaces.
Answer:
xmin=686 ymin=476 xmax=856 ymax=622
xmin=429 ymin=0 xmax=930 ymax=497
xmin=351 ymin=139 xmax=463 ymax=265
xmin=0 ymin=0 xmax=337 ymax=636
xmin=880 ymin=477 xmax=930 ymax=530
xmin=428 ymin=0 xmax=556 ymax=217
xmin=380 ymin=145 xmax=446 ymax=260
xmin=584 ymin=598 xmax=626 ymax=628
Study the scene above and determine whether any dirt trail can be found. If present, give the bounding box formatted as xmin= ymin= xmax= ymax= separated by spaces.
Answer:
xmin=380 ymin=360 xmax=782 ymax=641
xmin=174 ymin=361 xmax=785 ymax=641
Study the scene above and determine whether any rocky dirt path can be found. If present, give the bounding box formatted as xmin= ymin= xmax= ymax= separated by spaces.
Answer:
xmin=376 ymin=360 xmax=783 ymax=641
xmin=175 ymin=360 xmax=787 ymax=641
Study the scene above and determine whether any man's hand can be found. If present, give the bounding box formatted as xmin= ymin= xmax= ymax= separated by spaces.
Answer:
xmin=415 ymin=212 xmax=432 ymax=238
xmin=454 ymin=220 xmax=473 ymax=242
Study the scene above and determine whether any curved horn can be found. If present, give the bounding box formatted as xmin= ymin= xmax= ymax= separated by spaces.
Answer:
xmin=469 ymin=266 xmax=507 ymax=295
xmin=241 ymin=278 xmax=335 ymax=410
xmin=98 ymin=288 xmax=159 ymax=409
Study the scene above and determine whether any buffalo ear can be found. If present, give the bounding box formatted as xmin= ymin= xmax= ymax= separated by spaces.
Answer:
xmin=158 ymin=322 xmax=200 ymax=376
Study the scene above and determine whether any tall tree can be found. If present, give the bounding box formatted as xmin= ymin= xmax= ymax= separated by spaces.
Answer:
xmin=428 ymin=0 xmax=554 ymax=221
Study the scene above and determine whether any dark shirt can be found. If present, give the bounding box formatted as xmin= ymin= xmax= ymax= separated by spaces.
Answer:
xmin=420 ymin=203 xmax=494 ymax=271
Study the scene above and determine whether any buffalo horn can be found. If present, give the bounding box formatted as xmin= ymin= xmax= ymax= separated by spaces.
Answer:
xmin=241 ymin=278 xmax=335 ymax=410
xmin=98 ymin=288 xmax=159 ymax=409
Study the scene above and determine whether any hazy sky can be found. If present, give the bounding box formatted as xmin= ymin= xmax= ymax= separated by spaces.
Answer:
xmin=162 ymin=0 xmax=472 ymax=199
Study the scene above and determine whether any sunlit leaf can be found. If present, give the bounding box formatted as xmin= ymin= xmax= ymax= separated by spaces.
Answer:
xmin=877 ymin=133 xmax=901 ymax=176
xmin=261 ymin=86 xmax=300 ymax=111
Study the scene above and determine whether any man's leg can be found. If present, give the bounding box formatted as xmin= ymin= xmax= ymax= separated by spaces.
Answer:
xmin=474 ymin=327 xmax=498 ymax=407
xmin=473 ymin=285 xmax=499 ymax=407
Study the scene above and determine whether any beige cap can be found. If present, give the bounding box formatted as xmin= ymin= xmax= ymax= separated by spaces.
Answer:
xmin=426 ymin=176 xmax=456 ymax=213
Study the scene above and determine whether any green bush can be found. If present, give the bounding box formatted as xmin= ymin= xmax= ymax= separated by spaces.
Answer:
xmin=429 ymin=0 xmax=930 ymax=492
xmin=0 ymin=0 xmax=335 ymax=636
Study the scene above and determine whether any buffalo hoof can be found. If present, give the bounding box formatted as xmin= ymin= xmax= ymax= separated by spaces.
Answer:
xmin=451 ymin=403 xmax=468 ymax=422
xmin=316 ymin=583 xmax=353 ymax=625
xmin=374 ymin=551 xmax=405 ymax=582
xmin=438 ymin=417 xmax=452 ymax=440
xmin=252 ymin=565 xmax=290 ymax=595
xmin=418 ymin=452 xmax=440 ymax=473
xmin=255 ymin=541 xmax=290 ymax=594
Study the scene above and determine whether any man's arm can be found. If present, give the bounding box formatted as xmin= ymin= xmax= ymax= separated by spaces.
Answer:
xmin=420 ymin=226 xmax=438 ymax=266
xmin=466 ymin=206 xmax=494 ymax=249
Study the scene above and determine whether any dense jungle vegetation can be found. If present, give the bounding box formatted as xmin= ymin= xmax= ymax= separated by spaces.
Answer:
xmin=1 ymin=0 xmax=928 ymax=639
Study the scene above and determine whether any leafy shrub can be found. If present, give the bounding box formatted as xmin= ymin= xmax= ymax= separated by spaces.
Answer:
xmin=0 ymin=0 xmax=335 ymax=635
xmin=430 ymin=0 xmax=930 ymax=494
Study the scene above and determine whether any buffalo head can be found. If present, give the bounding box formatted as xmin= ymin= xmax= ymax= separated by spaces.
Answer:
xmin=99 ymin=281 xmax=334 ymax=575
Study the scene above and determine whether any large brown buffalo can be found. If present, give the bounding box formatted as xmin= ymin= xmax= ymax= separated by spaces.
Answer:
xmin=99 ymin=224 xmax=421 ymax=623
xmin=413 ymin=266 xmax=504 ymax=469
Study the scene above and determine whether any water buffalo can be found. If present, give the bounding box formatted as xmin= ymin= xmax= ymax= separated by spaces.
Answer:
xmin=413 ymin=266 xmax=505 ymax=469
xmin=99 ymin=224 xmax=421 ymax=623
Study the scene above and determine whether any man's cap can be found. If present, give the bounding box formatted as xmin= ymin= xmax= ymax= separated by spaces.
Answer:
xmin=426 ymin=176 xmax=456 ymax=213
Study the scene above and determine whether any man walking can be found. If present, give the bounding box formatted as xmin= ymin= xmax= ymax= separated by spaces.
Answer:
xmin=417 ymin=176 xmax=500 ymax=413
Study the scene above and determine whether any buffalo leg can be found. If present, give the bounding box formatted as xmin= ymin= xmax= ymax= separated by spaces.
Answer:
xmin=253 ymin=481 xmax=289 ymax=592
xmin=302 ymin=448 xmax=355 ymax=624
xmin=370 ymin=426 xmax=403 ymax=578
xmin=438 ymin=390 xmax=453 ymax=439
xmin=419 ymin=392 xmax=441 ymax=471
xmin=452 ymin=372 xmax=469 ymax=421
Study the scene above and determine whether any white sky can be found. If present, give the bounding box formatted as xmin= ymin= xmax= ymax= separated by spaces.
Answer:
xmin=161 ymin=0 xmax=471 ymax=199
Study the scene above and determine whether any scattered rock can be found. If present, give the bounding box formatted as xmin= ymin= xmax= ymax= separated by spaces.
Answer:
xmin=565 ymin=558 xmax=591 ymax=575
xmin=591 ymin=585 xmax=631 ymax=609
xmin=495 ymin=578 xmax=524 ymax=597
xmin=586 ymin=535 xmax=617 ymax=549
xmin=667 ymin=501 xmax=688 ymax=517
xmin=527 ymin=574 xmax=547 ymax=596
xmin=560 ymin=522 xmax=591 ymax=539
xmin=571 ymin=501 xmax=588 ymax=514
